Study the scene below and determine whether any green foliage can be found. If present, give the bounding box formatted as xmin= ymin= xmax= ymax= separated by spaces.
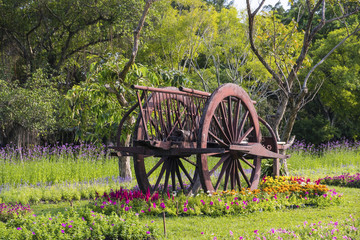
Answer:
xmin=293 ymin=114 xmax=340 ymax=144
xmin=311 ymin=25 xmax=360 ymax=140
xmin=0 ymin=208 xmax=158 ymax=240
xmin=0 ymin=180 xmax=128 ymax=205
xmin=63 ymin=54 xmax=162 ymax=142
xmin=0 ymin=69 xmax=61 ymax=140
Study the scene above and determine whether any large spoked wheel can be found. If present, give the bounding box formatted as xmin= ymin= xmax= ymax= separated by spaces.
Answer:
xmin=197 ymin=83 xmax=262 ymax=193
xmin=133 ymin=87 xmax=198 ymax=194
xmin=259 ymin=116 xmax=280 ymax=177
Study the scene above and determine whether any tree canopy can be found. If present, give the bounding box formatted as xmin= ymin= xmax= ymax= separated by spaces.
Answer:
xmin=1 ymin=0 xmax=360 ymax=146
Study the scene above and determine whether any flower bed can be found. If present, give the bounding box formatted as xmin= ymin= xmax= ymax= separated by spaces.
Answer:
xmin=199 ymin=215 xmax=359 ymax=239
xmin=90 ymin=176 xmax=342 ymax=217
xmin=0 ymin=208 xmax=158 ymax=240
xmin=0 ymin=203 xmax=32 ymax=222
xmin=317 ymin=173 xmax=360 ymax=188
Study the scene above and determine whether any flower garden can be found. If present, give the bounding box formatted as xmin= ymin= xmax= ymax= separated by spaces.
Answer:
xmin=0 ymin=141 xmax=359 ymax=239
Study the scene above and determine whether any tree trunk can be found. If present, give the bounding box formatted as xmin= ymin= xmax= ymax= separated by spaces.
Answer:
xmin=117 ymin=116 xmax=135 ymax=181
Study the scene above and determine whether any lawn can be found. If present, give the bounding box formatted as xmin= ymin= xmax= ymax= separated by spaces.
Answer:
xmin=0 ymin=141 xmax=359 ymax=239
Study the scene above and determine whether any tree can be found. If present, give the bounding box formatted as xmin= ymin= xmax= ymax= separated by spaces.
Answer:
xmin=0 ymin=0 xmax=141 ymax=84
xmin=0 ymin=69 xmax=60 ymax=148
xmin=65 ymin=0 xmax=160 ymax=180
xmin=246 ymin=0 xmax=360 ymax=142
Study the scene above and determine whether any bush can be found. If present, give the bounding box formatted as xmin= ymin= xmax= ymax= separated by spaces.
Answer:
xmin=0 ymin=208 xmax=158 ymax=240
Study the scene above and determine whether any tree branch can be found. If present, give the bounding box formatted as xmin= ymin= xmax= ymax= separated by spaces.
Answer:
xmin=118 ymin=0 xmax=159 ymax=81
xmin=303 ymin=24 xmax=360 ymax=88
xmin=246 ymin=0 xmax=287 ymax=94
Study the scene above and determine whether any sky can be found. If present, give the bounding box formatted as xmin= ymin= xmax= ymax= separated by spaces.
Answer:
xmin=233 ymin=0 xmax=290 ymax=11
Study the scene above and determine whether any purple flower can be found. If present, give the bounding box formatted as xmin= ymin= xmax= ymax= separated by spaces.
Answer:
xmin=254 ymin=230 xmax=258 ymax=234
xmin=183 ymin=207 xmax=188 ymax=212
xmin=62 ymin=223 xmax=67 ymax=227
xmin=17 ymin=227 xmax=22 ymax=230
xmin=32 ymin=232 xmax=35 ymax=235
xmin=146 ymin=231 xmax=151 ymax=234
xmin=210 ymin=201 xmax=214 ymax=205
xmin=68 ymin=225 xmax=72 ymax=228
xmin=125 ymin=206 xmax=130 ymax=211
xmin=61 ymin=230 xmax=65 ymax=233
xmin=201 ymin=232 xmax=204 ymax=234
xmin=160 ymin=202 xmax=166 ymax=209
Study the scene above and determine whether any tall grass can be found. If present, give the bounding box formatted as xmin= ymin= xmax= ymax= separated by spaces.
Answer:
xmin=0 ymin=144 xmax=119 ymax=187
xmin=1 ymin=139 xmax=360 ymax=190
xmin=287 ymin=139 xmax=360 ymax=178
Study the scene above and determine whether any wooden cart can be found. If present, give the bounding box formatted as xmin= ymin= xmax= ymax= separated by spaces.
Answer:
xmin=112 ymin=83 xmax=290 ymax=194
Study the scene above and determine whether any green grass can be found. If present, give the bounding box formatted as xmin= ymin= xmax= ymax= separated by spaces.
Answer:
xmin=1 ymin=145 xmax=360 ymax=239
xmin=133 ymin=186 xmax=360 ymax=239
xmin=287 ymin=149 xmax=360 ymax=179
xmin=28 ymin=186 xmax=359 ymax=239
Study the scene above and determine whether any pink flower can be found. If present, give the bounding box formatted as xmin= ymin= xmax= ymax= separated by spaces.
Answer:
xmin=210 ymin=201 xmax=214 ymax=205
xmin=68 ymin=225 xmax=72 ymax=228
xmin=17 ymin=227 xmax=22 ymax=230
xmin=184 ymin=207 xmax=188 ymax=212
xmin=254 ymin=229 xmax=258 ymax=234
xmin=229 ymin=230 xmax=233 ymax=236
xmin=226 ymin=206 xmax=230 ymax=210
xmin=62 ymin=223 xmax=67 ymax=227
xmin=201 ymin=232 xmax=204 ymax=234
xmin=61 ymin=230 xmax=65 ymax=233
xmin=146 ymin=231 xmax=151 ymax=234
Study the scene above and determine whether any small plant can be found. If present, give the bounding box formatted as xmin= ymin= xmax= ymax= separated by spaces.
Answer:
xmin=0 ymin=203 xmax=33 ymax=222
xmin=317 ymin=173 xmax=360 ymax=188
xmin=90 ymin=176 xmax=342 ymax=217
xmin=0 ymin=208 xmax=158 ymax=240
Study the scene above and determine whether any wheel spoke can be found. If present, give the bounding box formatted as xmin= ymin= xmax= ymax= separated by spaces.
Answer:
xmin=171 ymin=158 xmax=177 ymax=191
xmin=234 ymin=159 xmax=242 ymax=190
xmin=163 ymin=160 xmax=171 ymax=192
xmin=237 ymin=159 xmax=251 ymax=188
xmin=209 ymin=131 xmax=229 ymax=148
xmin=181 ymin=157 xmax=197 ymax=167
xmin=223 ymin=160 xmax=232 ymax=191
xmin=212 ymin=115 xmax=231 ymax=144
xmin=220 ymin=101 xmax=233 ymax=142
xmin=236 ymin=110 xmax=249 ymax=142
xmin=153 ymin=160 xmax=167 ymax=192
xmin=228 ymin=96 xmax=233 ymax=140
xmin=214 ymin=158 xmax=230 ymax=191
xmin=240 ymin=156 xmax=256 ymax=169
xmin=233 ymin=99 xmax=241 ymax=140
xmin=178 ymin=160 xmax=194 ymax=185
xmin=209 ymin=154 xmax=230 ymax=175
xmin=238 ymin=126 xmax=254 ymax=143
xmin=146 ymin=157 xmax=166 ymax=177
xmin=175 ymin=159 xmax=185 ymax=191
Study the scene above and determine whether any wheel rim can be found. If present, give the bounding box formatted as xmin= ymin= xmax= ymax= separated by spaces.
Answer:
xmin=133 ymin=87 xmax=199 ymax=194
xmin=197 ymin=83 xmax=261 ymax=193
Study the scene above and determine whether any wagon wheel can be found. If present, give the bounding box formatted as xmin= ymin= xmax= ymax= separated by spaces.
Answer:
xmin=258 ymin=117 xmax=279 ymax=177
xmin=197 ymin=83 xmax=262 ymax=193
xmin=133 ymin=87 xmax=199 ymax=194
